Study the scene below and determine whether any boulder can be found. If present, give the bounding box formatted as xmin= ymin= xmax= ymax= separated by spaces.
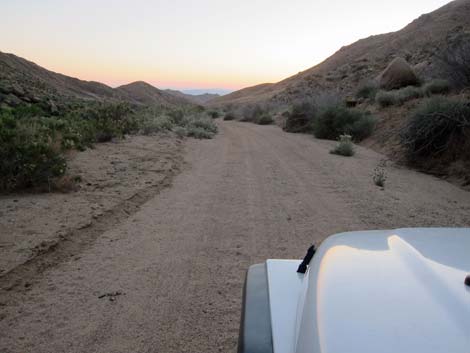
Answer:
xmin=378 ymin=57 xmax=419 ymax=90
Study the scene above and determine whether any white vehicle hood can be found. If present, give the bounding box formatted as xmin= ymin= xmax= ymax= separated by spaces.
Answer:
xmin=295 ymin=228 xmax=470 ymax=353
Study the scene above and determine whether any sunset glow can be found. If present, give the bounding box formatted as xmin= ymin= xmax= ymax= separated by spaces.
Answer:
xmin=1 ymin=0 xmax=451 ymax=91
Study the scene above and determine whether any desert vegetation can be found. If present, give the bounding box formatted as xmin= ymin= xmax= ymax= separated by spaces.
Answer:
xmin=313 ymin=103 xmax=376 ymax=141
xmin=373 ymin=163 xmax=387 ymax=187
xmin=283 ymin=96 xmax=376 ymax=142
xmin=356 ymin=81 xmax=379 ymax=101
xmin=0 ymin=102 xmax=217 ymax=192
xmin=400 ymin=96 xmax=470 ymax=168
xmin=330 ymin=134 xmax=355 ymax=157
xmin=375 ymin=80 xmax=451 ymax=108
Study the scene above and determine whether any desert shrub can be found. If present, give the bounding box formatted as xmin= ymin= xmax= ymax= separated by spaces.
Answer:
xmin=313 ymin=103 xmax=376 ymax=141
xmin=256 ymin=114 xmax=274 ymax=125
xmin=85 ymin=102 xmax=138 ymax=142
xmin=356 ymin=81 xmax=378 ymax=100
xmin=168 ymin=109 xmax=185 ymax=124
xmin=224 ymin=113 xmax=236 ymax=121
xmin=377 ymin=86 xmax=426 ymax=107
xmin=0 ymin=111 xmax=67 ymax=191
xmin=376 ymin=90 xmax=398 ymax=107
xmin=330 ymin=134 xmax=355 ymax=156
xmin=397 ymin=86 xmax=424 ymax=102
xmin=186 ymin=126 xmax=215 ymax=139
xmin=208 ymin=110 xmax=220 ymax=119
xmin=141 ymin=115 xmax=174 ymax=135
xmin=423 ymin=79 xmax=451 ymax=96
xmin=241 ymin=105 xmax=265 ymax=122
xmin=185 ymin=116 xmax=218 ymax=134
xmin=173 ymin=126 xmax=187 ymax=138
xmin=400 ymin=97 xmax=470 ymax=162
xmin=373 ymin=164 xmax=387 ymax=187
xmin=284 ymin=100 xmax=316 ymax=133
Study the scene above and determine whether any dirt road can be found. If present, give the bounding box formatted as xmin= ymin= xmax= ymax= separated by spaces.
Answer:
xmin=2 ymin=121 xmax=470 ymax=353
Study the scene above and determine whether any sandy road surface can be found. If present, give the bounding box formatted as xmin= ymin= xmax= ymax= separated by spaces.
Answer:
xmin=1 ymin=121 xmax=470 ymax=353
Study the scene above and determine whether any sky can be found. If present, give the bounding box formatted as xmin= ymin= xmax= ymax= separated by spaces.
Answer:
xmin=0 ymin=0 xmax=451 ymax=92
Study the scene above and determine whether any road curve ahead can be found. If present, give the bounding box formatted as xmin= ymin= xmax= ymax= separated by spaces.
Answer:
xmin=2 ymin=121 xmax=470 ymax=353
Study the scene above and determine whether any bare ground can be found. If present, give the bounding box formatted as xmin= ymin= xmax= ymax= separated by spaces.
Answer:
xmin=1 ymin=121 xmax=470 ymax=353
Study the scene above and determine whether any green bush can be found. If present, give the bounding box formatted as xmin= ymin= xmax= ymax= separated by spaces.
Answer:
xmin=208 ymin=110 xmax=220 ymax=119
xmin=376 ymin=90 xmax=398 ymax=107
xmin=313 ymin=104 xmax=376 ymax=141
xmin=423 ymin=79 xmax=451 ymax=96
xmin=284 ymin=100 xmax=316 ymax=133
xmin=186 ymin=126 xmax=215 ymax=139
xmin=141 ymin=115 xmax=174 ymax=135
xmin=173 ymin=126 xmax=187 ymax=138
xmin=397 ymin=86 xmax=424 ymax=102
xmin=356 ymin=81 xmax=378 ymax=100
xmin=330 ymin=134 xmax=355 ymax=156
xmin=242 ymin=105 xmax=264 ymax=122
xmin=85 ymin=103 xmax=138 ymax=142
xmin=256 ymin=114 xmax=274 ymax=125
xmin=0 ymin=102 xmax=219 ymax=191
xmin=185 ymin=116 xmax=218 ymax=134
xmin=377 ymin=86 xmax=426 ymax=107
xmin=0 ymin=111 xmax=67 ymax=191
xmin=400 ymin=97 xmax=470 ymax=161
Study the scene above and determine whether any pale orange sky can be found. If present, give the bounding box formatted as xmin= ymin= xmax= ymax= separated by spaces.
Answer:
xmin=1 ymin=0 xmax=451 ymax=91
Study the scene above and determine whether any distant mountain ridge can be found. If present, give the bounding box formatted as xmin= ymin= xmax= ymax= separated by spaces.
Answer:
xmin=164 ymin=89 xmax=219 ymax=105
xmin=0 ymin=52 xmax=195 ymax=108
xmin=209 ymin=0 xmax=470 ymax=107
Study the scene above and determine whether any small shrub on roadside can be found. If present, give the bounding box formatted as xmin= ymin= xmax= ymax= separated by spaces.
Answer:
xmin=313 ymin=103 xmax=376 ymax=141
xmin=256 ymin=114 xmax=274 ymax=125
xmin=284 ymin=100 xmax=316 ymax=133
xmin=373 ymin=165 xmax=387 ymax=187
xmin=400 ymin=96 xmax=470 ymax=162
xmin=186 ymin=126 xmax=215 ymax=139
xmin=173 ymin=126 xmax=187 ymax=138
xmin=185 ymin=116 xmax=218 ymax=134
xmin=423 ymin=79 xmax=451 ymax=96
xmin=330 ymin=134 xmax=355 ymax=156
xmin=241 ymin=105 xmax=264 ymax=122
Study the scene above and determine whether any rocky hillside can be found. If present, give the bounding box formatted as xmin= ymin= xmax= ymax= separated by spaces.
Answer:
xmin=210 ymin=0 xmax=470 ymax=107
xmin=0 ymin=52 xmax=194 ymax=109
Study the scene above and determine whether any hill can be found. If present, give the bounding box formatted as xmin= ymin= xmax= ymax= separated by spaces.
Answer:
xmin=0 ymin=52 xmax=194 ymax=108
xmin=165 ymin=89 xmax=219 ymax=105
xmin=209 ymin=0 xmax=470 ymax=107
xmin=116 ymin=81 xmax=191 ymax=107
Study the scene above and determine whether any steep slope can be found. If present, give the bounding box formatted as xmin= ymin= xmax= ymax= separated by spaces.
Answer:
xmin=165 ymin=89 xmax=220 ymax=105
xmin=210 ymin=0 xmax=470 ymax=107
xmin=0 ymin=52 xmax=124 ymax=103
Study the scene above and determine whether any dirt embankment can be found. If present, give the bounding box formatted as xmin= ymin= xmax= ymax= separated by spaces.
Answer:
xmin=1 ymin=121 xmax=470 ymax=353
